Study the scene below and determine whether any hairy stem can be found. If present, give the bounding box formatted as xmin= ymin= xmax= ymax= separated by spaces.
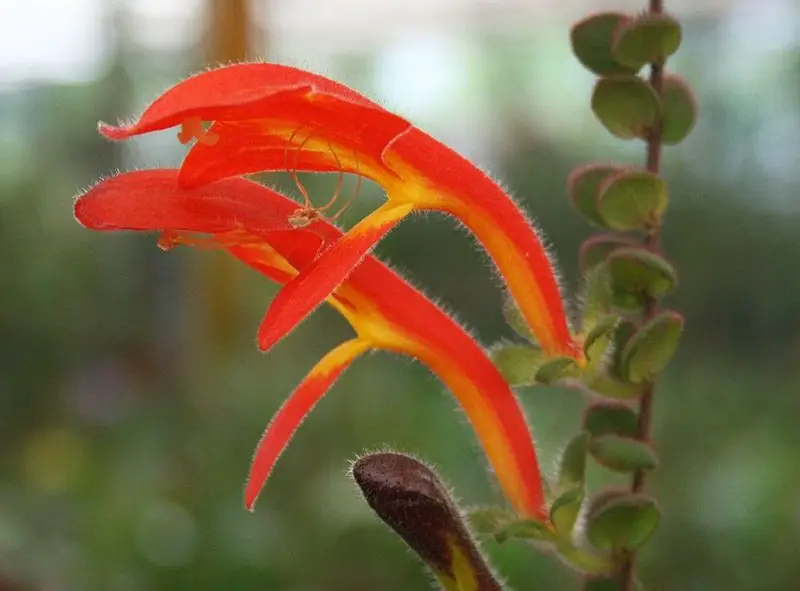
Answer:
xmin=620 ymin=1 xmax=665 ymax=589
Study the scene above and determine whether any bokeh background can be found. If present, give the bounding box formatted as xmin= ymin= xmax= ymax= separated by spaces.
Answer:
xmin=1 ymin=0 xmax=798 ymax=589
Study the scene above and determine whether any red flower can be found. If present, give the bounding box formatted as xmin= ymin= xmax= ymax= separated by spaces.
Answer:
xmin=75 ymin=169 xmax=550 ymax=519
xmin=99 ymin=63 xmax=583 ymax=363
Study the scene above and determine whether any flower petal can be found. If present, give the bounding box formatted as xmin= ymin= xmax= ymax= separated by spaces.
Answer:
xmin=178 ymin=121 xmax=344 ymax=188
xmin=384 ymin=128 xmax=580 ymax=358
xmin=99 ymin=85 xmax=313 ymax=140
xmin=94 ymin=63 xmax=411 ymax=186
xmin=245 ymin=338 xmax=371 ymax=511
xmin=101 ymin=61 xmax=390 ymax=138
xmin=178 ymin=117 xmax=399 ymax=188
xmin=75 ymin=169 xmax=296 ymax=238
xmin=257 ymin=202 xmax=413 ymax=352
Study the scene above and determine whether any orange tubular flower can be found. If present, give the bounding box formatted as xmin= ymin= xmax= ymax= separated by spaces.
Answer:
xmin=98 ymin=63 xmax=583 ymax=363
xmin=74 ymin=169 xmax=549 ymax=520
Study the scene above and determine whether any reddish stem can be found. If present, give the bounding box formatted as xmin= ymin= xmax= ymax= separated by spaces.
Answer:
xmin=620 ymin=1 xmax=665 ymax=589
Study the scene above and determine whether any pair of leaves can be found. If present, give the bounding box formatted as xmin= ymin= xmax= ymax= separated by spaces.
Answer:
xmin=591 ymin=74 xmax=698 ymax=144
xmin=589 ymin=310 xmax=682 ymax=395
xmin=606 ymin=248 xmax=677 ymax=312
xmin=571 ymin=12 xmax=681 ymax=76
xmin=490 ymin=342 xmax=580 ymax=387
xmin=586 ymin=492 xmax=661 ymax=554
xmin=583 ymin=402 xmax=657 ymax=473
xmin=579 ymin=237 xmax=678 ymax=315
xmin=498 ymin=300 xmax=581 ymax=385
xmin=569 ymin=165 xmax=667 ymax=232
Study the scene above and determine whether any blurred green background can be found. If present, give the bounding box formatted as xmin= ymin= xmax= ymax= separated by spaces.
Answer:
xmin=1 ymin=0 xmax=798 ymax=589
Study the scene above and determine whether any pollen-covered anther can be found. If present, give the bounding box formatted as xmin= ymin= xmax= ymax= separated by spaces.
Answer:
xmin=177 ymin=116 xmax=219 ymax=146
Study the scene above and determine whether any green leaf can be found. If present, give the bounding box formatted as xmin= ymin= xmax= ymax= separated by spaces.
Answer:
xmin=661 ymin=74 xmax=699 ymax=145
xmin=467 ymin=507 xmax=516 ymax=536
xmin=612 ymin=13 xmax=682 ymax=69
xmin=587 ymin=494 xmax=661 ymax=553
xmin=621 ymin=311 xmax=684 ymax=383
xmin=606 ymin=248 xmax=677 ymax=312
xmin=570 ymin=12 xmax=638 ymax=76
xmin=558 ymin=432 xmax=591 ymax=491
xmin=535 ymin=356 xmax=580 ymax=384
xmin=583 ymin=402 xmax=638 ymax=438
xmin=579 ymin=234 xmax=637 ymax=275
xmin=583 ymin=578 xmax=621 ymax=591
xmin=489 ymin=343 xmax=546 ymax=386
xmin=590 ymin=435 xmax=658 ymax=473
xmin=502 ymin=297 xmax=537 ymax=343
xmin=609 ymin=320 xmax=637 ymax=381
xmin=568 ymin=164 xmax=626 ymax=227
xmin=597 ymin=170 xmax=668 ymax=231
xmin=585 ymin=373 xmax=646 ymax=400
xmin=558 ymin=544 xmax=619 ymax=576
xmin=579 ymin=267 xmax=614 ymax=332
xmin=550 ymin=486 xmax=585 ymax=535
xmin=495 ymin=519 xmax=557 ymax=544
xmin=591 ymin=76 xmax=661 ymax=140
xmin=583 ymin=315 xmax=618 ymax=366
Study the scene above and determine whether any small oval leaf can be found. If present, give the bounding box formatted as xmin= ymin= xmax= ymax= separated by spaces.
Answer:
xmin=568 ymin=163 xmax=626 ymax=227
xmin=570 ymin=12 xmax=638 ymax=76
xmin=583 ymin=578 xmax=620 ymax=591
xmin=609 ymin=320 xmax=637 ymax=381
xmin=587 ymin=493 xmax=661 ymax=553
xmin=558 ymin=545 xmax=620 ymax=576
xmin=612 ymin=13 xmax=682 ymax=69
xmin=585 ymin=372 xmax=646 ymax=400
xmin=495 ymin=518 xmax=557 ymax=544
xmin=579 ymin=234 xmax=638 ymax=275
xmin=550 ymin=486 xmax=585 ymax=535
xmin=661 ymin=74 xmax=699 ymax=144
xmin=597 ymin=170 xmax=668 ymax=231
xmin=536 ymin=356 xmax=580 ymax=385
xmin=490 ymin=343 xmax=546 ymax=386
xmin=583 ymin=316 xmax=619 ymax=367
xmin=590 ymin=435 xmax=658 ymax=473
xmin=621 ymin=311 xmax=684 ymax=383
xmin=591 ymin=76 xmax=661 ymax=140
xmin=606 ymin=248 xmax=678 ymax=312
xmin=583 ymin=402 xmax=639 ymax=438
xmin=579 ymin=267 xmax=614 ymax=332
xmin=558 ymin=432 xmax=591 ymax=492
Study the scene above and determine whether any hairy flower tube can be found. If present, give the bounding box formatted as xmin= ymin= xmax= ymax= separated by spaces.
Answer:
xmin=97 ymin=63 xmax=584 ymax=363
xmin=74 ymin=169 xmax=550 ymax=520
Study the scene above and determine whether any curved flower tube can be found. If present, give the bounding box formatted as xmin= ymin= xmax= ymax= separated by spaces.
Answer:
xmin=98 ymin=63 xmax=583 ymax=363
xmin=75 ymin=169 xmax=549 ymax=520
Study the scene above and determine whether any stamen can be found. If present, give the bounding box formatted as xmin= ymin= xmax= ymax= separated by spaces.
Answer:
xmin=291 ymin=130 xmax=316 ymax=209
xmin=329 ymin=147 xmax=361 ymax=222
